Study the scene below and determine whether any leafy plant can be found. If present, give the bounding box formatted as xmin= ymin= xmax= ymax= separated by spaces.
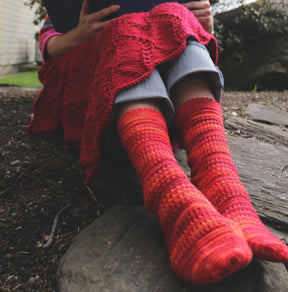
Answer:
xmin=25 ymin=0 xmax=46 ymax=25
xmin=214 ymin=0 xmax=288 ymax=58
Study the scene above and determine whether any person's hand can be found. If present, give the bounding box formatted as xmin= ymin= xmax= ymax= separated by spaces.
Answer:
xmin=46 ymin=0 xmax=120 ymax=58
xmin=182 ymin=0 xmax=214 ymax=34
xmin=75 ymin=0 xmax=120 ymax=43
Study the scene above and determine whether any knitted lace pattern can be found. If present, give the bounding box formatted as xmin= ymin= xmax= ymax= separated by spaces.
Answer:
xmin=28 ymin=3 xmax=217 ymax=184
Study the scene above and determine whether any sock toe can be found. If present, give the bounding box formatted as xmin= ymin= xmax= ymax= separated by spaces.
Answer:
xmin=244 ymin=229 xmax=288 ymax=262
xmin=174 ymin=98 xmax=288 ymax=264
xmin=169 ymin=220 xmax=252 ymax=285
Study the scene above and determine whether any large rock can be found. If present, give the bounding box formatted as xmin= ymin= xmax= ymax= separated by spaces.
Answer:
xmin=57 ymin=104 xmax=288 ymax=291
xmin=57 ymin=206 xmax=288 ymax=292
xmin=216 ymin=0 xmax=288 ymax=91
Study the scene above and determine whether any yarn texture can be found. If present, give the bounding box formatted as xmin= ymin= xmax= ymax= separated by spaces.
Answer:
xmin=117 ymin=107 xmax=252 ymax=285
xmin=175 ymin=97 xmax=288 ymax=262
xmin=28 ymin=3 xmax=217 ymax=184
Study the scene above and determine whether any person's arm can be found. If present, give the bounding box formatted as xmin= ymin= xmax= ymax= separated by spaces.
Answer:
xmin=46 ymin=0 xmax=120 ymax=59
xmin=37 ymin=14 xmax=63 ymax=62
xmin=182 ymin=0 xmax=214 ymax=34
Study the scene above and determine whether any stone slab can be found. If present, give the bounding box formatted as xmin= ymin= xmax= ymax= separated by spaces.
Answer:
xmin=245 ymin=103 xmax=288 ymax=127
xmin=225 ymin=117 xmax=288 ymax=146
xmin=57 ymin=206 xmax=288 ymax=292
xmin=227 ymin=135 xmax=288 ymax=230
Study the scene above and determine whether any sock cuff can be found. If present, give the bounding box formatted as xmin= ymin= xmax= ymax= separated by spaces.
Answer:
xmin=118 ymin=107 xmax=166 ymax=127
xmin=175 ymin=97 xmax=222 ymax=121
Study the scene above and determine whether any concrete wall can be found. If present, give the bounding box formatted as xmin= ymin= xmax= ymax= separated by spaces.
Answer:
xmin=0 ymin=0 xmax=41 ymax=76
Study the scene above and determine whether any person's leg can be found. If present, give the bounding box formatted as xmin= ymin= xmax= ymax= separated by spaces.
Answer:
xmin=172 ymin=72 xmax=288 ymax=262
xmin=117 ymin=99 xmax=252 ymax=285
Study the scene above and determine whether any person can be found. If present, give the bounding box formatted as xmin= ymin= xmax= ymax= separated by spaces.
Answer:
xmin=29 ymin=0 xmax=288 ymax=285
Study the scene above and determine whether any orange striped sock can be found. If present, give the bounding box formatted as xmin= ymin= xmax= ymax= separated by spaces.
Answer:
xmin=175 ymin=98 xmax=288 ymax=262
xmin=118 ymin=107 xmax=252 ymax=285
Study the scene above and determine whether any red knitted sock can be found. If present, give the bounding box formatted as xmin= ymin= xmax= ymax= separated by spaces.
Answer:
xmin=175 ymin=98 xmax=288 ymax=262
xmin=118 ymin=107 xmax=252 ymax=285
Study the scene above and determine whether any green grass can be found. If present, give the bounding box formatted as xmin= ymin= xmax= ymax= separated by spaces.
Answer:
xmin=0 ymin=71 xmax=42 ymax=88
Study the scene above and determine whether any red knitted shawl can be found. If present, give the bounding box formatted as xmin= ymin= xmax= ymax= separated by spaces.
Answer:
xmin=29 ymin=3 xmax=218 ymax=184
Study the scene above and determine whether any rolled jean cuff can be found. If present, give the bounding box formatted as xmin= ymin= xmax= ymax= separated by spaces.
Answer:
xmin=165 ymin=40 xmax=224 ymax=102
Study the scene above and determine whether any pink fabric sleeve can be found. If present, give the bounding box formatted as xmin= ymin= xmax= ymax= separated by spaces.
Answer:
xmin=39 ymin=15 xmax=62 ymax=61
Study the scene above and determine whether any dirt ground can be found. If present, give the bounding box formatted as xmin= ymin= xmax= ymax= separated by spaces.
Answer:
xmin=1 ymin=87 xmax=288 ymax=291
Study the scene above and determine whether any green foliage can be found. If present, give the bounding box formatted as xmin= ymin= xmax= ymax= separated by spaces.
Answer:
xmin=252 ymin=84 xmax=258 ymax=93
xmin=25 ymin=0 xmax=46 ymax=25
xmin=243 ymin=0 xmax=288 ymax=35
xmin=214 ymin=0 xmax=288 ymax=58
xmin=213 ymin=0 xmax=288 ymax=91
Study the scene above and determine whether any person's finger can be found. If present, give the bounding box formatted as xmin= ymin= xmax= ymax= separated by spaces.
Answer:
xmin=183 ymin=1 xmax=210 ymax=11
xmin=88 ymin=21 xmax=113 ymax=38
xmin=100 ymin=19 xmax=113 ymax=27
xmin=80 ymin=0 xmax=90 ymax=16
xmin=192 ymin=8 xmax=212 ymax=17
xmin=92 ymin=21 xmax=111 ymax=32
xmin=89 ymin=5 xmax=120 ymax=21
xmin=195 ymin=16 xmax=211 ymax=22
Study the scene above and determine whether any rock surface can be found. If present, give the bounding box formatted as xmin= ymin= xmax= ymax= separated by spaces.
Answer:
xmin=57 ymin=206 xmax=288 ymax=292
xmin=225 ymin=117 xmax=288 ymax=146
xmin=57 ymin=103 xmax=288 ymax=291
xmin=245 ymin=103 xmax=288 ymax=127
